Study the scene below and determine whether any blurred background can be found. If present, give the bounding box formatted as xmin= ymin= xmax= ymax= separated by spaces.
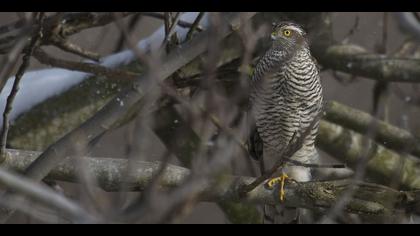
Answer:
xmin=0 ymin=12 xmax=419 ymax=224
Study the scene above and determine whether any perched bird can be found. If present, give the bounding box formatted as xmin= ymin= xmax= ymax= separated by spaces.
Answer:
xmin=248 ymin=21 xmax=323 ymax=223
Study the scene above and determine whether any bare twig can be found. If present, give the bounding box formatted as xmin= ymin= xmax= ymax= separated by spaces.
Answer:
xmin=341 ymin=14 xmax=359 ymax=44
xmin=372 ymin=12 xmax=390 ymax=119
xmin=164 ymin=12 xmax=171 ymax=40
xmin=168 ymin=13 xmax=182 ymax=37
xmin=150 ymin=100 xmax=262 ymax=224
xmin=141 ymin=12 xmax=204 ymax=32
xmin=162 ymin=12 xmax=181 ymax=48
xmin=114 ymin=14 xmax=142 ymax=52
xmin=33 ymin=48 xmax=139 ymax=80
xmin=159 ymin=81 xmax=256 ymax=174
xmin=0 ymin=13 xmax=254 ymax=224
xmin=0 ymin=13 xmax=35 ymax=93
xmin=112 ymin=12 xmax=151 ymax=67
xmin=44 ymin=12 xmax=136 ymax=38
xmin=0 ymin=167 xmax=95 ymax=223
xmin=0 ymin=13 xmax=136 ymax=55
xmin=186 ymin=12 xmax=205 ymax=41
xmin=21 ymin=11 xmax=255 ymax=185
xmin=0 ymin=32 xmax=28 ymax=96
xmin=0 ymin=13 xmax=44 ymax=163
xmin=51 ymin=38 xmax=101 ymax=62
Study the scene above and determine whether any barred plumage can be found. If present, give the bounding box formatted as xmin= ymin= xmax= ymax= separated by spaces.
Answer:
xmin=248 ymin=22 xmax=323 ymax=223
xmin=251 ymin=22 xmax=323 ymax=181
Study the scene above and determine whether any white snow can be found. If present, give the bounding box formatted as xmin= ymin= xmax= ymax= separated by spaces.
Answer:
xmin=0 ymin=12 xmax=209 ymax=124
xmin=101 ymin=12 xmax=209 ymax=68
xmin=0 ymin=69 xmax=88 ymax=123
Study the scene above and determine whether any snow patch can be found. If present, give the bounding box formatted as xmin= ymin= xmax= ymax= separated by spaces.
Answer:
xmin=0 ymin=12 xmax=208 ymax=124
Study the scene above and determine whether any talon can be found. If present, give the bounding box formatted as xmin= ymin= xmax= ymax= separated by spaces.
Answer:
xmin=266 ymin=178 xmax=280 ymax=189
xmin=265 ymin=173 xmax=289 ymax=202
xmin=279 ymin=173 xmax=288 ymax=202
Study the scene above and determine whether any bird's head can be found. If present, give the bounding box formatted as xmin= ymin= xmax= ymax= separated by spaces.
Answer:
xmin=270 ymin=22 xmax=308 ymax=53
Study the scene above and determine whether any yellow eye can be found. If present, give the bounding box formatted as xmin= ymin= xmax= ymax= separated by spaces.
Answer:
xmin=271 ymin=31 xmax=277 ymax=37
xmin=283 ymin=29 xmax=291 ymax=37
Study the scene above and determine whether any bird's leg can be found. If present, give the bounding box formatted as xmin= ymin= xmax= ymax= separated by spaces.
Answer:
xmin=265 ymin=173 xmax=289 ymax=202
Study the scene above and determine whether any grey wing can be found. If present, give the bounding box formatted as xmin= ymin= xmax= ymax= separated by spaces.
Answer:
xmin=248 ymin=124 xmax=263 ymax=161
xmin=311 ymin=55 xmax=321 ymax=73
xmin=248 ymin=124 xmax=269 ymax=175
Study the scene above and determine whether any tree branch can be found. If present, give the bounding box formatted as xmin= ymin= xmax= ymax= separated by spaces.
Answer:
xmin=318 ymin=120 xmax=420 ymax=190
xmin=33 ymin=49 xmax=139 ymax=80
xmin=0 ymin=12 xmax=136 ymax=55
xmin=0 ymin=13 xmax=44 ymax=162
xmin=0 ymin=148 xmax=417 ymax=218
xmin=140 ymin=12 xmax=204 ymax=32
xmin=306 ymin=12 xmax=420 ymax=83
xmin=5 ymin=12 xmax=420 ymax=223
xmin=239 ymin=112 xmax=322 ymax=195
xmin=324 ymin=100 xmax=420 ymax=158
xmin=51 ymin=38 xmax=101 ymax=62
xmin=23 ymin=11 xmax=256 ymax=182
xmin=314 ymin=43 xmax=420 ymax=83
xmin=186 ymin=12 xmax=205 ymax=41
xmin=0 ymin=165 xmax=94 ymax=223
xmin=152 ymin=101 xmax=262 ymax=223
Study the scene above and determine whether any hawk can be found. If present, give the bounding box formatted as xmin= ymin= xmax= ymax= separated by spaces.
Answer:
xmin=249 ymin=21 xmax=323 ymax=223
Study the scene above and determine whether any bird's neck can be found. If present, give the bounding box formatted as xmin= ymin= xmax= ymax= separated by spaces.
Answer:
xmin=267 ymin=45 xmax=310 ymax=66
xmin=267 ymin=46 xmax=293 ymax=64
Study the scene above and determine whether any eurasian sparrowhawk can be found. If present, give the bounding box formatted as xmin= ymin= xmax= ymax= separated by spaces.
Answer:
xmin=249 ymin=21 xmax=323 ymax=223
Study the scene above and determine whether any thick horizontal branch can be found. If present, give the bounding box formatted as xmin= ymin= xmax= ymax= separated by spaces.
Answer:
xmin=291 ymin=12 xmax=420 ymax=83
xmin=304 ymin=13 xmax=420 ymax=84
xmin=324 ymin=101 xmax=420 ymax=158
xmin=1 ymin=149 xmax=417 ymax=217
xmin=317 ymin=120 xmax=420 ymax=190
xmin=314 ymin=43 xmax=420 ymax=83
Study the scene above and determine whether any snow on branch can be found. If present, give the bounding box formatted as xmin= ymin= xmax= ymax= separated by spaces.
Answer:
xmin=0 ymin=12 xmax=209 ymax=126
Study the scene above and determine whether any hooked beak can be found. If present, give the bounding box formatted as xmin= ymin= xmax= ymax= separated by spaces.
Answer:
xmin=271 ymin=34 xmax=277 ymax=40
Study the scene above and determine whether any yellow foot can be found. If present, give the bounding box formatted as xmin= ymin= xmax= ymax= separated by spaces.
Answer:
xmin=265 ymin=173 xmax=289 ymax=202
